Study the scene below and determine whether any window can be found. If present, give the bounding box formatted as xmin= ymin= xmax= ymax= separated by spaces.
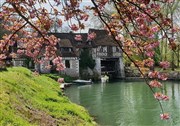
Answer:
xmin=88 ymin=41 xmax=91 ymax=45
xmin=103 ymin=46 xmax=107 ymax=52
xmin=116 ymin=47 xmax=119 ymax=52
xmin=113 ymin=46 xmax=120 ymax=52
xmin=65 ymin=60 xmax=70 ymax=68
xmin=61 ymin=47 xmax=70 ymax=52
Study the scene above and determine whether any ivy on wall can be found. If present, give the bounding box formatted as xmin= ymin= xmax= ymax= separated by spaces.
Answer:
xmin=79 ymin=48 xmax=95 ymax=69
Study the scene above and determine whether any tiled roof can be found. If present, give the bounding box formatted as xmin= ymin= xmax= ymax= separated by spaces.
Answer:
xmin=59 ymin=39 xmax=73 ymax=47
xmin=49 ymin=32 xmax=94 ymax=48
xmin=49 ymin=29 xmax=118 ymax=48
xmin=88 ymin=29 xmax=118 ymax=46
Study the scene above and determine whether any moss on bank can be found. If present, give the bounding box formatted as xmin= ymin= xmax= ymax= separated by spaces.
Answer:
xmin=0 ymin=67 xmax=96 ymax=126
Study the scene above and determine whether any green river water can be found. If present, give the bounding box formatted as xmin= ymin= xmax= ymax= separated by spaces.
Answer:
xmin=65 ymin=80 xmax=180 ymax=126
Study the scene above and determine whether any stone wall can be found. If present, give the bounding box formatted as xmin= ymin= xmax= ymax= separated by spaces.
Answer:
xmin=60 ymin=58 xmax=79 ymax=77
xmin=167 ymin=72 xmax=180 ymax=80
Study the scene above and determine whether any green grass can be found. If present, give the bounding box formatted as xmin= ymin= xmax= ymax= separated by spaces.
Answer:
xmin=43 ymin=73 xmax=76 ymax=83
xmin=0 ymin=67 xmax=96 ymax=126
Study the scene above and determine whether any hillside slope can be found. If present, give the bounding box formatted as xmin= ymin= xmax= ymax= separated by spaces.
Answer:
xmin=0 ymin=67 xmax=96 ymax=126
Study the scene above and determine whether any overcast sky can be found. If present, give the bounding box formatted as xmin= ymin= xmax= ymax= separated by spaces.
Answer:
xmin=0 ymin=0 xmax=97 ymax=33
xmin=42 ymin=0 xmax=94 ymax=33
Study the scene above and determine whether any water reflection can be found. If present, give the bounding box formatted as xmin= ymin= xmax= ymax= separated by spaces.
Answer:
xmin=65 ymin=81 xmax=180 ymax=126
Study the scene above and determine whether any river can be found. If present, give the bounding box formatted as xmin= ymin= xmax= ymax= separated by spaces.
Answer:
xmin=65 ymin=80 xmax=180 ymax=126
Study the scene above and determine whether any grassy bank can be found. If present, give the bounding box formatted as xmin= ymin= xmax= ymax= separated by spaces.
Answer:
xmin=44 ymin=73 xmax=76 ymax=83
xmin=0 ymin=67 xmax=96 ymax=126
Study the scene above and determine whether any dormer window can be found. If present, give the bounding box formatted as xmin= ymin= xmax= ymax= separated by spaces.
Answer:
xmin=61 ymin=47 xmax=72 ymax=53
xmin=77 ymin=41 xmax=82 ymax=45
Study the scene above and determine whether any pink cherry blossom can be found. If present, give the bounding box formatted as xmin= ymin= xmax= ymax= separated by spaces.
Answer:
xmin=154 ymin=92 xmax=169 ymax=101
xmin=75 ymin=35 xmax=82 ymax=41
xmin=10 ymin=53 xmax=17 ymax=58
xmin=0 ymin=54 xmax=7 ymax=60
xmin=57 ymin=19 xmax=62 ymax=27
xmin=144 ymin=58 xmax=154 ymax=67
xmin=148 ymin=71 xmax=159 ymax=78
xmin=52 ymin=57 xmax=65 ymax=71
xmin=162 ymin=95 xmax=169 ymax=101
xmin=87 ymin=32 xmax=96 ymax=41
xmin=159 ymin=61 xmax=170 ymax=69
xmin=52 ymin=56 xmax=62 ymax=64
xmin=70 ymin=24 xmax=79 ymax=31
xmin=17 ymin=49 xmax=25 ymax=54
xmin=160 ymin=113 xmax=170 ymax=120
xmin=145 ymin=51 xmax=155 ymax=57
xmin=80 ymin=14 xmax=89 ymax=21
xmin=45 ymin=65 xmax=52 ymax=69
xmin=56 ymin=63 xmax=65 ymax=71
xmin=115 ymin=34 xmax=124 ymax=41
xmin=149 ymin=80 xmax=162 ymax=88
xmin=158 ymin=73 xmax=168 ymax=81
xmin=58 ymin=78 xmax=64 ymax=83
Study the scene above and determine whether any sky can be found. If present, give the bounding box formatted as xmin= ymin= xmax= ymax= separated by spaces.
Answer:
xmin=42 ymin=0 xmax=95 ymax=33
xmin=0 ymin=0 xmax=99 ymax=33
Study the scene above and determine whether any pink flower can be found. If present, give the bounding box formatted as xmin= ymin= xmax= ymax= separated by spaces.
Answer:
xmin=150 ymin=4 xmax=160 ymax=11
xmin=58 ymin=78 xmax=64 ymax=83
xmin=136 ymin=17 xmax=144 ymax=25
xmin=145 ymin=51 xmax=155 ymax=57
xmin=154 ymin=92 xmax=163 ymax=100
xmin=144 ymin=58 xmax=154 ymax=67
xmin=87 ymin=32 xmax=96 ymax=41
xmin=56 ymin=63 xmax=65 ymax=71
xmin=154 ymin=92 xmax=169 ymax=101
xmin=70 ymin=24 xmax=79 ymax=31
xmin=45 ymin=65 xmax=52 ymax=69
xmin=52 ymin=56 xmax=62 ymax=64
xmin=115 ymin=34 xmax=124 ymax=41
xmin=158 ymin=73 xmax=168 ymax=81
xmin=75 ymin=35 xmax=82 ymax=41
xmin=17 ymin=49 xmax=25 ymax=54
xmin=81 ymin=14 xmax=89 ymax=21
xmin=57 ymin=19 xmax=62 ymax=27
xmin=162 ymin=95 xmax=169 ymax=101
xmin=10 ymin=53 xmax=17 ymax=58
xmin=30 ymin=11 xmax=35 ymax=18
xmin=144 ymin=42 xmax=159 ymax=51
xmin=52 ymin=57 xmax=65 ymax=71
xmin=148 ymin=71 xmax=159 ymax=78
xmin=0 ymin=54 xmax=7 ymax=60
xmin=159 ymin=61 xmax=170 ymax=69
xmin=149 ymin=80 xmax=162 ymax=88
xmin=160 ymin=113 xmax=170 ymax=120
xmin=151 ymin=25 xmax=159 ymax=32
xmin=152 ymin=41 xmax=159 ymax=47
